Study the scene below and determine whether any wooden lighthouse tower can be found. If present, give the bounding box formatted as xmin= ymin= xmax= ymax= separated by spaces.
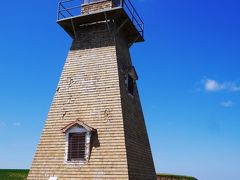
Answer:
xmin=28 ymin=0 xmax=156 ymax=179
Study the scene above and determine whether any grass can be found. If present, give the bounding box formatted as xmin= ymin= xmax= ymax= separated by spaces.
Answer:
xmin=157 ymin=173 xmax=198 ymax=180
xmin=0 ymin=169 xmax=29 ymax=180
xmin=0 ymin=169 xmax=197 ymax=180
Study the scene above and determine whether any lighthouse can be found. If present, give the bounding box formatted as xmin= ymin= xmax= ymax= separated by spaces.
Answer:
xmin=28 ymin=0 xmax=156 ymax=179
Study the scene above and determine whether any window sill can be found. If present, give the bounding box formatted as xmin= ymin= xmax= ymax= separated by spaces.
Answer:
xmin=65 ymin=160 xmax=86 ymax=165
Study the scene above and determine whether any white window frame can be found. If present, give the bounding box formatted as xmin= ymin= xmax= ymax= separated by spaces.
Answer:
xmin=49 ymin=177 xmax=58 ymax=180
xmin=64 ymin=126 xmax=92 ymax=165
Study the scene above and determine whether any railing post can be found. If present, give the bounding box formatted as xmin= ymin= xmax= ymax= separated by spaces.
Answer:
xmin=57 ymin=2 xmax=61 ymax=20
xmin=132 ymin=7 xmax=134 ymax=22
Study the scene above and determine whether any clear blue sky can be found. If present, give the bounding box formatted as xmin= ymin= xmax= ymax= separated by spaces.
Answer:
xmin=0 ymin=0 xmax=240 ymax=179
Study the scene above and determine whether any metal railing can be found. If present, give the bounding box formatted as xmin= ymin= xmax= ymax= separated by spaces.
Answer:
xmin=57 ymin=0 xmax=144 ymax=37
xmin=121 ymin=0 xmax=144 ymax=38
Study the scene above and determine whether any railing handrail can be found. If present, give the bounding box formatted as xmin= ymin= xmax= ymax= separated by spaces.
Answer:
xmin=123 ymin=0 xmax=143 ymax=25
xmin=61 ymin=0 xmax=75 ymax=4
xmin=122 ymin=0 xmax=144 ymax=36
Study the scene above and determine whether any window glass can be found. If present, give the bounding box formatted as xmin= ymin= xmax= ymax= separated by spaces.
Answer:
xmin=68 ymin=132 xmax=86 ymax=161
xmin=128 ymin=75 xmax=134 ymax=96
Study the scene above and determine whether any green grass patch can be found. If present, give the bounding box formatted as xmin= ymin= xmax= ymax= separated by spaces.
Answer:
xmin=0 ymin=169 xmax=29 ymax=180
xmin=157 ymin=173 xmax=198 ymax=180
xmin=0 ymin=170 xmax=197 ymax=180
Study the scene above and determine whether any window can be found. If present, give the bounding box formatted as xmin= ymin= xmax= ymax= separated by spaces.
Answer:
xmin=128 ymin=75 xmax=134 ymax=96
xmin=62 ymin=120 xmax=95 ymax=164
xmin=68 ymin=132 xmax=86 ymax=161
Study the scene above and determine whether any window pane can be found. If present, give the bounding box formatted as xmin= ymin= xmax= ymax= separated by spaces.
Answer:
xmin=68 ymin=133 xmax=86 ymax=161
xmin=128 ymin=75 xmax=134 ymax=96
